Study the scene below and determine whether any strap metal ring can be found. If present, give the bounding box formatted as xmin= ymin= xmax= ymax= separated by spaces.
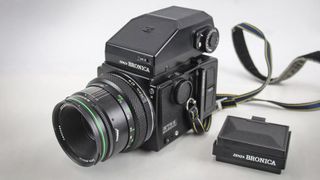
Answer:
xmin=186 ymin=98 xmax=197 ymax=111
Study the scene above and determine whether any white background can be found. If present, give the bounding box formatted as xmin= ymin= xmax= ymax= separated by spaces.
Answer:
xmin=0 ymin=0 xmax=319 ymax=179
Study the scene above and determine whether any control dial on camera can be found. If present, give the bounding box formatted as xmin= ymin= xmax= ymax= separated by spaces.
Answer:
xmin=194 ymin=27 xmax=219 ymax=53
xmin=174 ymin=80 xmax=193 ymax=105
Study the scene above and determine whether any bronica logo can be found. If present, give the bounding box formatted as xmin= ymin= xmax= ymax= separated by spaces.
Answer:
xmin=128 ymin=61 xmax=150 ymax=73
xmin=246 ymin=155 xmax=276 ymax=166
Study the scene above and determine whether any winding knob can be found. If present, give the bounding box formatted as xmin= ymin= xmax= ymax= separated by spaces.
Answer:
xmin=194 ymin=27 xmax=219 ymax=53
xmin=204 ymin=28 xmax=219 ymax=53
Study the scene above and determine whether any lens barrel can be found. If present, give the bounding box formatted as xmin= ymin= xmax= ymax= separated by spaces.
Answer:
xmin=52 ymin=73 xmax=154 ymax=166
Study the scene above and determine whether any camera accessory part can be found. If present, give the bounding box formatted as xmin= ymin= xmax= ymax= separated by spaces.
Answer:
xmin=216 ymin=22 xmax=320 ymax=111
xmin=194 ymin=26 xmax=219 ymax=53
xmin=185 ymin=98 xmax=211 ymax=134
xmin=213 ymin=116 xmax=291 ymax=174
xmin=105 ymin=6 xmax=218 ymax=78
xmin=174 ymin=79 xmax=193 ymax=105
xmin=140 ymin=55 xmax=217 ymax=151
xmin=53 ymin=72 xmax=155 ymax=166
xmin=196 ymin=64 xmax=218 ymax=122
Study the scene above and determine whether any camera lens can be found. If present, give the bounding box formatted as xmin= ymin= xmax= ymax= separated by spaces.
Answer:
xmin=80 ymin=115 xmax=95 ymax=141
xmin=59 ymin=104 xmax=98 ymax=162
xmin=52 ymin=73 xmax=154 ymax=166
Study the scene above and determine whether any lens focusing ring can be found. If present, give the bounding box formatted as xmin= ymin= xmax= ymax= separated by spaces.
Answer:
xmin=113 ymin=73 xmax=154 ymax=141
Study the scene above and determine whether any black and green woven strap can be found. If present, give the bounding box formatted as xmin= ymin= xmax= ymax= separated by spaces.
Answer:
xmin=217 ymin=22 xmax=320 ymax=111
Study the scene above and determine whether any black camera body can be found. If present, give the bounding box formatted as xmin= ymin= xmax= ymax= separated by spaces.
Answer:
xmin=99 ymin=6 xmax=218 ymax=151
xmin=52 ymin=6 xmax=218 ymax=166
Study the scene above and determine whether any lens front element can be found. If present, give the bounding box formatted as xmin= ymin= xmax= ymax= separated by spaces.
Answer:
xmin=53 ymin=96 xmax=109 ymax=166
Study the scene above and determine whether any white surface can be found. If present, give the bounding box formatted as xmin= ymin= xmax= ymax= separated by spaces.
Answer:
xmin=0 ymin=0 xmax=319 ymax=179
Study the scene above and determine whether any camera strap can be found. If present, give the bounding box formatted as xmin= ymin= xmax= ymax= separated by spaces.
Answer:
xmin=186 ymin=98 xmax=211 ymax=134
xmin=216 ymin=22 xmax=320 ymax=111
xmin=189 ymin=23 xmax=319 ymax=134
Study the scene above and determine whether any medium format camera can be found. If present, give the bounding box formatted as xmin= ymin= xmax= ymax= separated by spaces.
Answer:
xmin=52 ymin=6 xmax=219 ymax=166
